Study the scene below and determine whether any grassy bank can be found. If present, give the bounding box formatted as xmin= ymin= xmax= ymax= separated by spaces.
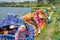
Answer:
xmin=0 ymin=2 xmax=60 ymax=7
xmin=36 ymin=7 xmax=60 ymax=40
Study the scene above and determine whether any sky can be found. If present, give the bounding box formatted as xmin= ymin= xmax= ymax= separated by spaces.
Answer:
xmin=0 ymin=0 xmax=36 ymax=2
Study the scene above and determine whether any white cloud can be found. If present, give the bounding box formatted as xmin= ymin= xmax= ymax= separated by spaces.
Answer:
xmin=0 ymin=0 xmax=36 ymax=2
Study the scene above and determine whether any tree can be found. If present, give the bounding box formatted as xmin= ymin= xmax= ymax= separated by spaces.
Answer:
xmin=48 ymin=0 xmax=55 ymax=4
xmin=37 ymin=0 xmax=42 ymax=4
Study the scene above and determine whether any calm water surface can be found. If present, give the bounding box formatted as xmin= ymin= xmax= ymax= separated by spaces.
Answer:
xmin=0 ymin=7 xmax=32 ymax=19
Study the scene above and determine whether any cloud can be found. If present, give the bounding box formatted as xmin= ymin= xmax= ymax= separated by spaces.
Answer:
xmin=0 ymin=0 xmax=36 ymax=2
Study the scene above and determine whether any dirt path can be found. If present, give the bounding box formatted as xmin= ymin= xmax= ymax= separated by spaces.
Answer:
xmin=37 ymin=8 xmax=60 ymax=40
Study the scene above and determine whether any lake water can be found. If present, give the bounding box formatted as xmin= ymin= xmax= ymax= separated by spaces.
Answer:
xmin=0 ymin=7 xmax=32 ymax=19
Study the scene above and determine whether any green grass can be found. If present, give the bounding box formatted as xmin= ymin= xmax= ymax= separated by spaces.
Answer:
xmin=36 ymin=7 xmax=60 ymax=40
